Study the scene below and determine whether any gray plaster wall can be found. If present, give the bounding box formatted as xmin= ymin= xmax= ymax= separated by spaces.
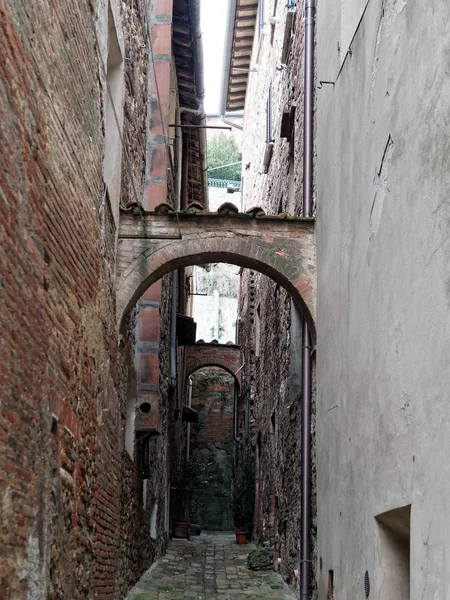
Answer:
xmin=316 ymin=1 xmax=450 ymax=598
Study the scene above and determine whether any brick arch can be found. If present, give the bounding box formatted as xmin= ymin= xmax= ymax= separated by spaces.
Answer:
xmin=117 ymin=212 xmax=316 ymax=340
xmin=184 ymin=344 xmax=242 ymax=387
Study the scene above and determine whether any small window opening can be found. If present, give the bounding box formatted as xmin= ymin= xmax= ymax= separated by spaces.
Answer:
xmin=125 ymin=395 xmax=135 ymax=457
xmin=255 ymin=304 xmax=261 ymax=357
xmin=150 ymin=498 xmax=158 ymax=539
xmin=136 ymin=431 xmax=151 ymax=479
xmin=327 ymin=570 xmax=334 ymax=599
xmin=103 ymin=3 xmax=124 ymax=220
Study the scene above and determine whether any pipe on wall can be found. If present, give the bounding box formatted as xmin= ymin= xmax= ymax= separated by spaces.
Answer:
xmin=300 ymin=1 xmax=315 ymax=599
xmin=187 ymin=0 xmax=209 ymax=209
xmin=186 ymin=377 xmax=193 ymax=459
xmin=170 ymin=269 xmax=178 ymax=389
xmin=170 ymin=108 xmax=182 ymax=390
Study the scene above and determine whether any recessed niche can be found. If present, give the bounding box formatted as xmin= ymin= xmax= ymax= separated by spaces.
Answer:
xmin=375 ymin=505 xmax=411 ymax=600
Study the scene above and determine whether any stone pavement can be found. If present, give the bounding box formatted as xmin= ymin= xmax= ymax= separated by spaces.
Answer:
xmin=125 ymin=532 xmax=298 ymax=599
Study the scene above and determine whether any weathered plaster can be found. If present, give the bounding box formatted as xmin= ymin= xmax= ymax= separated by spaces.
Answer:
xmin=316 ymin=0 xmax=450 ymax=597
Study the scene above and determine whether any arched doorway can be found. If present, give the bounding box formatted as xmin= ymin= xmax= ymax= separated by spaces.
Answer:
xmin=116 ymin=211 xmax=316 ymax=340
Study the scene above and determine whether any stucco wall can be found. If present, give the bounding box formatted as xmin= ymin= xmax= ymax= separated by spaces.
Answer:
xmin=316 ymin=1 xmax=450 ymax=597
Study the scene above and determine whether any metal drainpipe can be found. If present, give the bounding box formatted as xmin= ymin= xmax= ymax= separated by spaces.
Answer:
xmin=170 ymin=269 xmax=178 ymax=389
xmin=186 ymin=377 xmax=193 ymax=459
xmin=300 ymin=1 xmax=315 ymax=599
xmin=170 ymin=110 xmax=182 ymax=390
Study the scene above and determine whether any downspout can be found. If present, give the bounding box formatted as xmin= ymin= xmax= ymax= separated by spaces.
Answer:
xmin=181 ymin=132 xmax=189 ymax=209
xmin=175 ymin=108 xmax=183 ymax=203
xmin=300 ymin=1 xmax=315 ymax=599
xmin=221 ymin=115 xmax=243 ymax=131
xmin=170 ymin=110 xmax=182 ymax=389
xmin=189 ymin=0 xmax=209 ymax=209
xmin=170 ymin=269 xmax=178 ymax=389
xmin=186 ymin=377 xmax=193 ymax=459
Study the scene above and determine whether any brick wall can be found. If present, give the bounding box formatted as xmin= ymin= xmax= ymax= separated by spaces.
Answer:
xmin=188 ymin=368 xmax=235 ymax=530
xmin=0 ymin=0 xmax=161 ymax=597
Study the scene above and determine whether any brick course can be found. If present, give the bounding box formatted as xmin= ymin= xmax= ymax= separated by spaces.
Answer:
xmin=189 ymin=368 xmax=235 ymax=531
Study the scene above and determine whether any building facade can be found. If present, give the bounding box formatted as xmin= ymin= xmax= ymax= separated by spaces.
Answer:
xmin=224 ymin=0 xmax=450 ymax=598
xmin=316 ymin=1 xmax=450 ymax=598
xmin=0 ymin=0 xmax=207 ymax=597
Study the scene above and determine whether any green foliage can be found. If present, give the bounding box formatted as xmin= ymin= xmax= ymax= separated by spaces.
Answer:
xmin=195 ymin=263 xmax=239 ymax=298
xmin=210 ymin=323 xmax=225 ymax=340
xmin=232 ymin=452 xmax=255 ymax=531
xmin=208 ymin=133 xmax=242 ymax=181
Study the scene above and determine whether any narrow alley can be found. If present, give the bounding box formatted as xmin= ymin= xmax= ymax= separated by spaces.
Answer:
xmin=2 ymin=0 xmax=450 ymax=598
xmin=125 ymin=533 xmax=297 ymax=600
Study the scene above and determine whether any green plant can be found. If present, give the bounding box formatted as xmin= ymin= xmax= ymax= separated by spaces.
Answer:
xmin=232 ymin=452 xmax=255 ymax=531
xmin=207 ymin=133 xmax=242 ymax=181
xmin=172 ymin=458 xmax=212 ymax=522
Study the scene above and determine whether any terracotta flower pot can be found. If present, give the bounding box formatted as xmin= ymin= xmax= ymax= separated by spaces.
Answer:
xmin=235 ymin=530 xmax=248 ymax=545
xmin=174 ymin=522 xmax=190 ymax=539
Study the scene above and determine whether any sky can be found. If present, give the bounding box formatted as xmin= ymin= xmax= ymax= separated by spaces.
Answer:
xmin=200 ymin=0 xmax=228 ymax=114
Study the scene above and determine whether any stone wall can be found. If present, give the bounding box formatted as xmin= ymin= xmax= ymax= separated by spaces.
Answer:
xmin=237 ymin=0 xmax=317 ymax=593
xmin=0 ymin=0 xmax=160 ymax=597
xmin=241 ymin=1 xmax=308 ymax=217
xmin=189 ymin=368 xmax=235 ymax=531
xmin=237 ymin=269 xmax=312 ymax=586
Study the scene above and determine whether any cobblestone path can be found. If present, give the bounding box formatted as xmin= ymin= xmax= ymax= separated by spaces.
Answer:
xmin=125 ymin=532 xmax=298 ymax=599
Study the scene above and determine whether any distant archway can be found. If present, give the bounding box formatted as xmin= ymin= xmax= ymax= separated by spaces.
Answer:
xmin=117 ymin=210 xmax=316 ymax=340
xmin=184 ymin=343 xmax=241 ymax=388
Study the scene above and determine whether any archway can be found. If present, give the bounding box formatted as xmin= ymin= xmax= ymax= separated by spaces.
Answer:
xmin=117 ymin=210 xmax=316 ymax=340
xmin=184 ymin=342 xmax=242 ymax=388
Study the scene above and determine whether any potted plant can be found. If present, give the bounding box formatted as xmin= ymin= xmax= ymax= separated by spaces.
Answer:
xmin=172 ymin=457 xmax=210 ymax=538
xmin=232 ymin=452 xmax=255 ymax=544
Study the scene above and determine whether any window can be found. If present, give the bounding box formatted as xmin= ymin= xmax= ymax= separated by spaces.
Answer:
xmin=136 ymin=431 xmax=151 ymax=478
xmin=103 ymin=2 xmax=124 ymax=226
xmin=150 ymin=499 xmax=158 ymax=539
xmin=255 ymin=304 xmax=261 ymax=357
xmin=289 ymin=301 xmax=303 ymax=403
xmin=327 ymin=570 xmax=334 ymax=600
